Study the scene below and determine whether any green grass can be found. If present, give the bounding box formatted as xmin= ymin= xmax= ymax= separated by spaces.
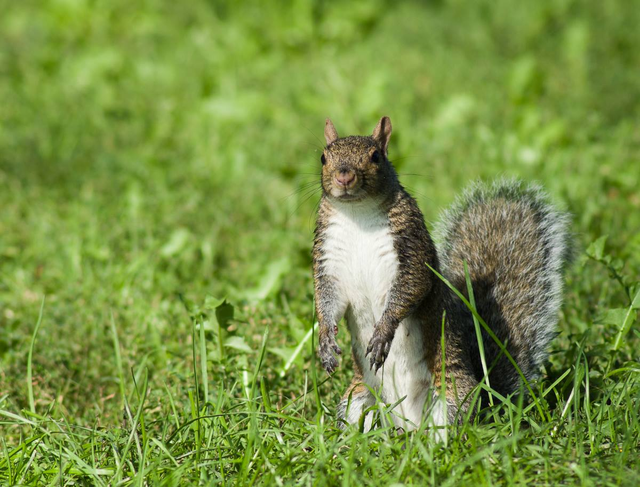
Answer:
xmin=1 ymin=0 xmax=639 ymax=484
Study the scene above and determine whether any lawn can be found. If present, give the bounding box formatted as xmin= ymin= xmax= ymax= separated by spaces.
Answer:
xmin=1 ymin=0 xmax=639 ymax=485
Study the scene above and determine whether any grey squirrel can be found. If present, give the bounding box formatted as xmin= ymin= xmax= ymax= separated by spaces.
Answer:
xmin=313 ymin=116 xmax=571 ymax=432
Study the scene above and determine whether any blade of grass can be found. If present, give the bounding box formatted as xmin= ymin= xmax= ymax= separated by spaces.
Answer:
xmin=439 ymin=309 xmax=448 ymax=444
xmin=250 ymin=326 xmax=269 ymax=401
xmin=463 ymin=261 xmax=493 ymax=407
xmin=112 ymin=370 xmax=149 ymax=482
xmin=199 ymin=317 xmax=209 ymax=404
xmin=240 ymin=327 xmax=270 ymax=481
xmin=279 ymin=322 xmax=318 ymax=378
xmin=522 ymin=368 xmax=572 ymax=415
xmin=109 ymin=311 xmax=127 ymax=409
xmin=0 ymin=408 xmax=38 ymax=428
xmin=27 ymin=296 xmax=46 ymax=414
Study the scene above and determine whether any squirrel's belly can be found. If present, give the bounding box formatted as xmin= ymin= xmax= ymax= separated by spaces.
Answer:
xmin=361 ymin=315 xmax=432 ymax=430
xmin=322 ymin=206 xmax=398 ymax=317
xmin=324 ymin=208 xmax=432 ymax=429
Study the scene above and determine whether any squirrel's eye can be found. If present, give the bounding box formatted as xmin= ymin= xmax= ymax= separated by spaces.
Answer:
xmin=321 ymin=154 xmax=326 ymax=165
xmin=371 ymin=150 xmax=381 ymax=163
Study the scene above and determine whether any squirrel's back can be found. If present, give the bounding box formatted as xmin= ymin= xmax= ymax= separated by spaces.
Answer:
xmin=435 ymin=179 xmax=572 ymax=397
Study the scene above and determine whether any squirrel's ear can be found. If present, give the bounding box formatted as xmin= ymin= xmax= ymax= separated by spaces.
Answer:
xmin=324 ymin=119 xmax=339 ymax=146
xmin=372 ymin=116 xmax=392 ymax=155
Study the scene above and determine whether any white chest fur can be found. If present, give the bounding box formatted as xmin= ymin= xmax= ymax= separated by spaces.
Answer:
xmin=323 ymin=200 xmax=433 ymax=430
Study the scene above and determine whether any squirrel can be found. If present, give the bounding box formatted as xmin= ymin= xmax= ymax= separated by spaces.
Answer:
xmin=313 ymin=116 xmax=571 ymax=433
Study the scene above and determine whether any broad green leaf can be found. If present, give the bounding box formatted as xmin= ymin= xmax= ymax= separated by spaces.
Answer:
xmin=215 ymin=301 xmax=234 ymax=332
xmin=597 ymin=307 xmax=638 ymax=351
xmin=596 ymin=308 xmax=628 ymax=326
xmin=224 ymin=336 xmax=252 ymax=353
xmin=586 ymin=235 xmax=608 ymax=261
xmin=611 ymin=258 xmax=624 ymax=273
xmin=204 ymin=295 xmax=225 ymax=310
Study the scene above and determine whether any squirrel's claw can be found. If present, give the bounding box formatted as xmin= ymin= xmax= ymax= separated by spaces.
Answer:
xmin=365 ymin=333 xmax=391 ymax=373
xmin=318 ymin=334 xmax=342 ymax=374
xmin=321 ymin=354 xmax=339 ymax=374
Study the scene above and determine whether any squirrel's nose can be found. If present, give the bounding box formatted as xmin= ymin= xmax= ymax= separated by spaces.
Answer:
xmin=335 ymin=170 xmax=356 ymax=188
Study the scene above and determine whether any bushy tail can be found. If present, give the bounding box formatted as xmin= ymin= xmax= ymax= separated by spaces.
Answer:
xmin=434 ymin=179 xmax=572 ymax=396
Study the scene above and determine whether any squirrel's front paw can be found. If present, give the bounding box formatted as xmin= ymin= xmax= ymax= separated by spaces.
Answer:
xmin=318 ymin=333 xmax=342 ymax=374
xmin=365 ymin=332 xmax=392 ymax=373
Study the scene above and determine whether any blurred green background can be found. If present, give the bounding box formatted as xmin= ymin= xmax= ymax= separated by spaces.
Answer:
xmin=1 ymin=0 xmax=639 ymax=429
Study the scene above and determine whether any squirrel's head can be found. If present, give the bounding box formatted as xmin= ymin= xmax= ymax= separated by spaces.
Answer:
xmin=320 ymin=117 xmax=397 ymax=202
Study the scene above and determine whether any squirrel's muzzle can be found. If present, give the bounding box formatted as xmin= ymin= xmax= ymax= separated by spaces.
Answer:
xmin=334 ymin=169 xmax=357 ymax=189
